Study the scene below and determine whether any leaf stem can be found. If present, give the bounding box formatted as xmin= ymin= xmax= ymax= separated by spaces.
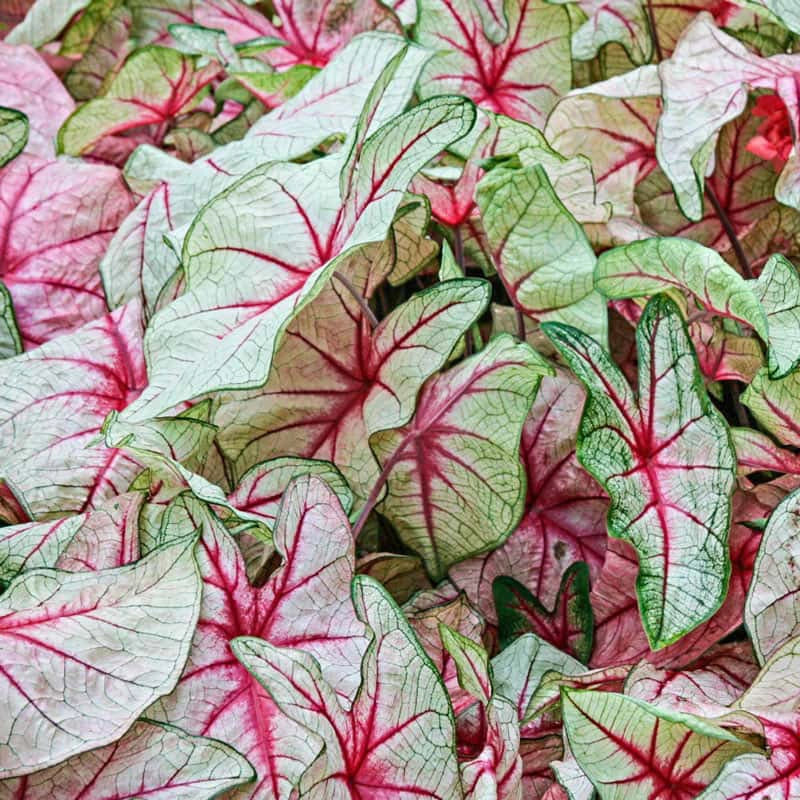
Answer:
xmin=351 ymin=446 xmax=405 ymax=540
xmin=646 ymin=0 xmax=663 ymax=62
xmin=516 ymin=309 xmax=527 ymax=342
xmin=704 ymin=184 xmax=753 ymax=279
xmin=453 ymin=226 xmax=465 ymax=270
xmin=333 ymin=271 xmax=379 ymax=328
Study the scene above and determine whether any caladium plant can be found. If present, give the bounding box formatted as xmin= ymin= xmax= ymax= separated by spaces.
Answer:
xmin=7 ymin=1 xmax=800 ymax=798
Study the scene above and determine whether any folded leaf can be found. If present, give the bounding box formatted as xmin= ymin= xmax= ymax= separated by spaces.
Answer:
xmin=545 ymin=294 xmax=737 ymax=648
xmin=0 ymin=107 xmax=26 ymax=166
xmin=0 ymin=535 xmax=201 ymax=778
xmin=151 ymin=477 xmax=366 ymax=798
xmin=450 ymin=371 xmax=607 ymax=621
xmin=0 ymin=302 xmax=147 ymax=518
xmin=4 ymin=0 xmax=90 ymax=46
xmin=0 ymin=283 xmax=21 ymax=359
xmin=372 ymin=334 xmax=551 ymax=580
xmin=0 ymin=154 xmax=133 ymax=347
xmin=232 ymin=575 xmax=463 ymax=799
xmin=415 ymin=0 xmax=571 ymax=127
xmin=58 ymin=46 xmax=219 ymax=156
xmin=0 ymin=719 xmax=255 ymax=799
xmin=562 ymin=689 xmax=759 ymax=799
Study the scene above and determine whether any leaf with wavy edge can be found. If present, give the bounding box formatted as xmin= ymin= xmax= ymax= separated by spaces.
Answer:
xmin=563 ymin=689 xmax=759 ymax=800
xmin=449 ymin=371 xmax=607 ymax=622
xmin=0 ymin=535 xmax=201 ymax=778
xmin=0 ymin=719 xmax=255 ymax=799
xmin=494 ymin=564 xmax=594 ymax=664
xmin=590 ymin=483 xmax=779 ymax=668
xmin=58 ymin=46 xmax=219 ymax=156
xmin=217 ymin=279 xmax=489 ymax=504
xmin=0 ymin=302 xmax=147 ymax=519
xmin=545 ymin=295 xmax=738 ymax=648
xmin=151 ymin=477 xmax=366 ymax=799
xmin=479 ymin=163 xmax=606 ymax=340
xmin=0 ymin=108 xmax=26 ymax=166
xmin=746 ymin=488 xmax=800 ymax=662
xmin=0 ymin=491 xmax=143 ymax=582
xmin=595 ymin=237 xmax=769 ymax=341
xmin=0 ymin=155 xmax=133 ymax=348
xmin=0 ymin=45 xmax=74 ymax=156
xmin=656 ymin=13 xmax=800 ymax=221
xmin=698 ymin=712 xmax=800 ymax=799
xmin=232 ymin=575 xmax=462 ymax=799
xmin=415 ymin=0 xmax=571 ymax=127
xmin=194 ymin=0 xmax=401 ymax=69
xmin=371 ymin=334 xmax=551 ymax=580
xmin=120 ymin=96 xmax=475 ymax=424
xmin=4 ymin=0 xmax=89 ymax=46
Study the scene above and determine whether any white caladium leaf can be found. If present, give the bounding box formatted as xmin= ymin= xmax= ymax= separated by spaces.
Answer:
xmin=450 ymin=371 xmax=607 ymax=623
xmin=732 ymin=427 xmax=800 ymax=475
xmin=440 ymin=623 xmax=493 ymax=706
xmin=478 ymin=164 xmax=606 ymax=341
xmin=737 ymin=634 xmax=800 ymax=713
xmin=746 ymin=488 xmax=800 ymax=662
xmin=595 ymin=237 xmax=769 ymax=340
xmin=697 ymin=712 xmax=800 ymax=800
xmin=562 ymin=689 xmax=759 ymax=799
xmin=0 ymin=719 xmax=255 ymax=799
xmin=371 ymin=334 xmax=552 ymax=581
xmin=742 ymin=367 xmax=800 ymax=447
xmin=415 ymin=0 xmax=571 ymax=127
xmin=231 ymin=575 xmax=463 ymax=799
xmin=0 ymin=107 xmax=26 ymax=166
xmin=656 ymin=13 xmax=800 ymax=221
xmin=691 ymin=318 xmax=764 ymax=385
xmin=754 ymin=254 xmax=800 ymax=377
xmin=58 ymin=46 xmax=219 ymax=156
xmin=217 ymin=278 xmax=489 ymax=502
xmin=0 ymin=302 xmax=147 ymax=518
xmin=545 ymin=66 xmax=660 ymax=214
xmin=121 ymin=96 xmax=476 ymax=423
xmin=0 ymin=535 xmax=201 ymax=778
xmin=4 ymin=0 xmax=90 ymax=46
xmin=0 ymin=491 xmax=144 ymax=582
xmin=544 ymin=295 xmax=737 ymax=649
xmin=0 ymin=155 xmax=133 ymax=348
xmin=151 ymin=477 xmax=367 ymax=799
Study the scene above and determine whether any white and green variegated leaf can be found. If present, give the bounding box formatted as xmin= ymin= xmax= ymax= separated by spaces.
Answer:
xmin=0 ymin=536 xmax=201 ymax=778
xmin=119 ymin=96 xmax=475 ymax=424
xmin=562 ymin=689 xmax=759 ymax=799
xmin=0 ymin=720 xmax=255 ymax=799
xmin=439 ymin=623 xmax=492 ymax=706
xmin=477 ymin=163 xmax=607 ymax=342
xmin=754 ymin=254 xmax=800 ymax=378
xmin=746 ymin=488 xmax=800 ymax=663
xmin=5 ymin=0 xmax=91 ymax=46
xmin=0 ymin=107 xmax=27 ymax=167
xmin=371 ymin=334 xmax=552 ymax=580
xmin=0 ymin=283 xmax=21 ymax=359
xmin=737 ymin=634 xmax=800 ymax=713
xmin=544 ymin=295 xmax=737 ymax=649
xmin=742 ymin=367 xmax=800 ymax=447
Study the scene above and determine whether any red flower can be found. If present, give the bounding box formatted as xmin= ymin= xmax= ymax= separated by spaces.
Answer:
xmin=747 ymin=93 xmax=795 ymax=169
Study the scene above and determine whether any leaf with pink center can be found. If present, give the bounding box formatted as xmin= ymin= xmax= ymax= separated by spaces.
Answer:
xmin=0 ymin=43 xmax=74 ymax=156
xmin=0 ymin=719 xmax=255 ymax=799
xmin=0 ymin=491 xmax=143 ymax=581
xmin=698 ymin=712 xmax=800 ymax=799
xmin=0 ymin=154 xmax=133 ymax=348
xmin=656 ymin=13 xmax=800 ymax=221
xmin=562 ymin=689 xmax=759 ymax=800
xmin=742 ymin=367 xmax=800 ymax=447
xmin=691 ymin=319 xmax=764 ymax=384
xmin=0 ymin=302 xmax=148 ymax=518
xmin=414 ymin=0 xmax=571 ymax=128
xmin=544 ymin=294 xmax=737 ymax=649
xmin=449 ymin=370 xmax=607 ymax=622
xmin=217 ymin=278 xmax=489 ymax=504
xmin=194 ymin=0 xmax=402 ymax=69
xmin=58 ymin=45 xmax=220 ymax=157
xmin=232 ymin=574 xmax=463 ymax=799
xmin=494 ymin=564 xmax=594 ymax=664
xmin=0 ymin=534 xmax=201 ymax=778
xmin=151 ymin=476 xmax=367 ymax=799
xmin=371 ymin=334 xmax=552 ymax=580
xmin=733 ymin=427 xmax=800 ymax=475
xmin=120 ymin=95 xmax=476 ymax=423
